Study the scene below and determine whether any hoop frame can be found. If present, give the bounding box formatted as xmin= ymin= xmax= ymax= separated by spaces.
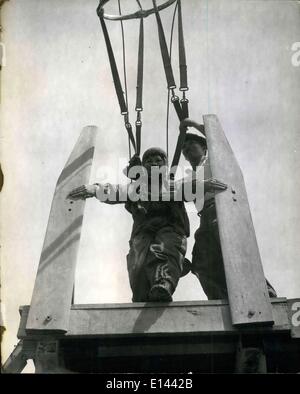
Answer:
xmin=97 ymin=0 xmax=177 ymax=21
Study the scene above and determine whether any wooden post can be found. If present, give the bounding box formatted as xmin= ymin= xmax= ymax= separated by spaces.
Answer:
xmin=235 ymin=340 xmax=267 ymax=373
xmin=203 ymin=115 xmax=273 ymax=326
xmin=26 ymin=126 xmax=97 ymax=334
xmin=34 ymin=340 xmax=71 ymax=373
xmin=1 ymin=341 xmax=28 ymax=373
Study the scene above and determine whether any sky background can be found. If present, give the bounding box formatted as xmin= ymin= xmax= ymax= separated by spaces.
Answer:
xmin=1 ymin=0 xmax=300 ymax=371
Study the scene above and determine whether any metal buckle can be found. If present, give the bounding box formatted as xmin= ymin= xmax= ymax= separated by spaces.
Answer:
xmin=180 ymin=97 xmax=189 ymax=104
xmin=171 ymin=94 xmax=179 ymax=103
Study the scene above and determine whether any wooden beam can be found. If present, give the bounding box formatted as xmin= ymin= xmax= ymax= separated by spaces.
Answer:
xmin=18 ymin=299 xmax=289 ymax=339
xmin=26 ymin=126 xmax=97 ymax=334
xmin=203 ymin=114 xmax=274 ymax=326
xmin=1 ymin=341 xmax=27 ymax=374
xmin=96 ymin=342 xmax=236 ymax=357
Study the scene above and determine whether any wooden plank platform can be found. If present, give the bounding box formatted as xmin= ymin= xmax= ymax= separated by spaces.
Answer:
xmin=26 ymin=126 xmax=98 ymax=334
xmin=20 ymin=299 xmax=289 ymax=339
xmin=12 ymin=298 xmax=299 ymax=373
xmin=203 ymin=114 xmax=273 ymax=326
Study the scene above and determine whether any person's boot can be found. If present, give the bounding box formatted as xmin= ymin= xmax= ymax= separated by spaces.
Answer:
xmin=148 ymin=280 xmax=173 ymax=302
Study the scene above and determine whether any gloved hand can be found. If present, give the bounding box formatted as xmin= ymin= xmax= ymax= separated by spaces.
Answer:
xmin=180 ymin=118 xmax=206 ymax=135
xmin=67 ymin=184 xmax=98 ymax=200
xmin=204 ymin=178 xmax=227 ymax=193
xmin=123 ymin=154 xmax=142 ymax=180
xmin=129 ymin=153 xmax=142 ymax=167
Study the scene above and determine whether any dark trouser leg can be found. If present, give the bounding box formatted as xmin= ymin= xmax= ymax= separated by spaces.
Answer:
xmin=193 ymin=202 xmax=277 ymax=300
xmin=192 ymin=231 xmax=228 ymax=300
xmin=145 ymin=228 xmax=187 ymax=301
xmin=192 ymin=204 xmax=228 ymax=300
xmin=126 ymin=233 xmax=152 ymax=302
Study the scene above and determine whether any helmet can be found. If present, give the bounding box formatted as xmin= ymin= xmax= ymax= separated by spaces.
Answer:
xmin=184 ymin=132 xmax=207 ymax=148
xmin=142 ymin=147 xmax=168 ymax=164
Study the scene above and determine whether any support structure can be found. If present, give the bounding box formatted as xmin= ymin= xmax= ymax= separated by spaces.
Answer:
xmin=26 ymin=126 xmax=98 ymax=334
xmin=2 ymin=298 xmax=300 ymax=373
xmin=203 ymin=114 xmax=273 ymax=326
xmin=3 ymin=117 xmax=299 ymax=373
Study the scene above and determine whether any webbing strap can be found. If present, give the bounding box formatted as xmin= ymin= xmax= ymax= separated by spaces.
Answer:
xmin=135 ymin=121 xmax=142 ymax=156
xmin=178 ymin=0 xmax=188 ymax=91
xmin=181 ymin=98 xmax=189 ymax=118
xmin=99 ymin=16 xmax=128 ymax=114
xmin=170 ymin=128 xmax=187 ymax=177
xmin=99 ymin=15 xmax=136 ymax=152
xmin=152 ymin=0 xmax=186 ymax=121
xmin=125 ymin=122 xmax=136 ymax=152
xmin=171 ymin=95 xmax=185 ymax=121
xmin=169 ymin=0 xmax=189 ymax=174
xmin=135 ymin=18 xmax=144 ymax=111
xmin=135 ymin=14 xmax=144 ymax=156
xmin=152 ymin=0 xmax=176 ymax=89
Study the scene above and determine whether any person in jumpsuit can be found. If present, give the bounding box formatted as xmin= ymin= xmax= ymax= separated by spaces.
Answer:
xmin=67 ymin=147 xmax=190 ymax=302
xmin=180 ymin=118 xmax=277 ymax=300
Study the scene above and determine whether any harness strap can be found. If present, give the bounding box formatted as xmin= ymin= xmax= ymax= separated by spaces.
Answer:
xmin=99 ymin=16 xmax=128 ymax=114
xmin=178 ymin=0 xmax=188 ymax=91
xmin=181 ymin=95 xmax=189 ymax=118
xmin=135 ymin=16 xmax=144 ymax=156
xmin=178 ymin=0 xmax=189 ymax=118
xmin=125 ymin=120 xmax=137 ymax=152
xmin=171 ymin=93 xmax=185 ymax=121
xmin=135 ymin=18 xmax=144 ymax=112
xmin=135 ymin=119 xmax=142 ymax=156
xmin=99 ymin=14 xmax=136 ymax=152
xmin=152 ymin=1 xmax=186 ymax=121
xmin=170 ymin=127 xmax=187 ymax=177
xmin=152 ymin=0 xmax=176 ymax=89
xmin=169 ymin=0 xmax=189 ymax=173
xmin=135 ymin=110 xmax=142 ymax=156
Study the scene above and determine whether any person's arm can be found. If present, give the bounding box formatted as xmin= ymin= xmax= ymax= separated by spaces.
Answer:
xmin=179 ymin=118 xmax=206 ymax=135
xmin=152 ymin=178 xmax=203 ymax=202
xmin=67 ymin=183 xmax=128 ymax=204
xmin=160 ymin=177 xmax=226 ymax=202
xmin=67 ymin=184 xmax=98 ymax=200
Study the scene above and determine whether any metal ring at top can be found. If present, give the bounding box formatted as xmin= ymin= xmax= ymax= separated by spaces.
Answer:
xmin=97 ymin=0 xmax=177 ymax=21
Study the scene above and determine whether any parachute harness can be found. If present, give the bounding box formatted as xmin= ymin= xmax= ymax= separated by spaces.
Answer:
xmin=97 ymin=0 xmax=190 ymax=176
